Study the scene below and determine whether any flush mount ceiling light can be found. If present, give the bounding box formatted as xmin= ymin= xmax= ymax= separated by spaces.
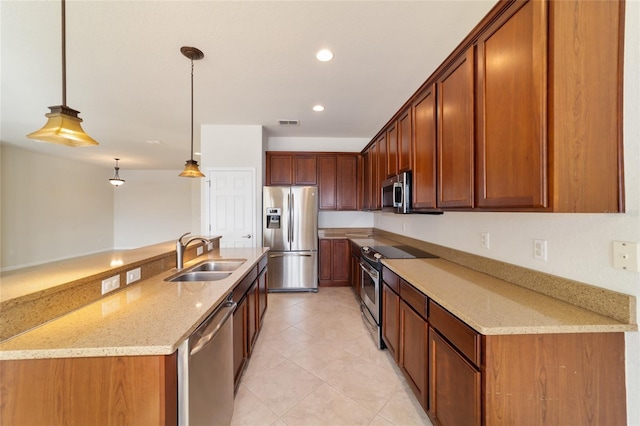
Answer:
xmin=316 ymin=49 xmax=334 ymax=62
xmin=313 ymin=105 xmax=325 ymax=112
xmin=109 ymin=158 xmax=125 ymax=186
xmin=27 ymin=0 xmax=98 ymax=147
xmin=179 ymin=46 xmax=205 ymax=178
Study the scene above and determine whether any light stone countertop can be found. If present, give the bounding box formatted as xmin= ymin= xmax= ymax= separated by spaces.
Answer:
xmin=383 ymin=258 xmax=636 ymax=335
xmin=0 ymin=247 xmax=269 ymax=360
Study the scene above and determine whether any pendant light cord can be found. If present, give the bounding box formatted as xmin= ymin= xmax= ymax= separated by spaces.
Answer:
xmin=190 ymin=58 xmax=194 ymax=161
xmin=61 ymin=0 xmax=67 ymax=106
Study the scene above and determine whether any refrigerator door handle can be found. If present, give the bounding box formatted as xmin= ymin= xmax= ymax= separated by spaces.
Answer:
xmin=269 ymin=253 xmax=313 ymax=258
xmin=290 ymin=193 xmax=294 ymax=243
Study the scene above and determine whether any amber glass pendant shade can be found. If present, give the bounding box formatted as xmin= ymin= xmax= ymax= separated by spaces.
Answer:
xmin=179 ymin=159 xmax=205 ymax=178
xmin=27 ymin=105 xmax=98 ymax=147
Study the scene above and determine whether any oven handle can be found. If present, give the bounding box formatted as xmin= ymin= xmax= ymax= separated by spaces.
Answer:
xmin=360 ymin=303 xmax=378 ymax=331
xmin=360 ymin=261 xmax=378 ymax=279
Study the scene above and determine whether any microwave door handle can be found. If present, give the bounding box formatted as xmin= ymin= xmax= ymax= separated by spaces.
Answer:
xmin=393 ymin=182 xmax=402 ymax=208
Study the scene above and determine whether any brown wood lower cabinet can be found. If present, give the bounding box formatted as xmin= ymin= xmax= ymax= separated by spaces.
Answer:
xmin=0 ymin=354 xmax=178 ymax=426
xmin=379 ymin=267 xmax=627 ymax=425
xmin=319 ymin=238 xmax=350 ymax=286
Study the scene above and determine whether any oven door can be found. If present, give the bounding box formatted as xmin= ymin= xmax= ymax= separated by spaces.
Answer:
xmin=359 ymin=259 xmax=380 ymax=324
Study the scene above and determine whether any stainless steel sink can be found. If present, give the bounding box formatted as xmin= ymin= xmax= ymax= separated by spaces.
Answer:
xmin=189 ymin=259 xmax=246 ymax=272
xmin=166 ymin=271 xmax=232 ymax=282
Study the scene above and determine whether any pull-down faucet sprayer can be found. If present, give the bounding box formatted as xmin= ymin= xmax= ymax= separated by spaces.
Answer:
xmin=176 ymin=232 xmax=211 ymax=270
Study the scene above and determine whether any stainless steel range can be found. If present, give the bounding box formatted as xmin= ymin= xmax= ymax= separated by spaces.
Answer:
xmin=359 ymin=244 xmax=438 ymax=348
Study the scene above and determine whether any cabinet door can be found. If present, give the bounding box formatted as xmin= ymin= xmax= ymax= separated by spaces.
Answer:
xmin=318 ymin=239 xmax=332 ymax=281
xmin=294 ymin=155 xmax=317 ymax=185
xmin=386 ymin=123 xmax=398 ymax=178
xmin=258 ymin=267 xmax=268 ymax=325
xmin=247 ymin=282 xmax=258 ymax=355
xmin=331 ymin=239 xmax=350 ymax=282
xmin=350 ymin=253 xmax=361 ymax=297
xmin=429 ymin=328 xmax=480 ymax=426
xmin=233 ymin=296 xmax=248 ymax=389
xmin=382 ymin=283 xmax=400 ymax=362
xmin=361 ymin=149 xmax=371 ymax=210
xmin=476 ymin=0 xmax=547 ymax=209
xmin=437 ymin=49 xmax=475 ymax=208
xmin=337 ymin=155 xmax=358 ymax=210
xmin=400 ymin=301 xmax=428 ymax=409
xmin=318 ymin=155 xmax=337 ymax=210
xmin=398 ymin=109 xmax=412 ymax=173
xmin=267 ymin=154 xmax=293 ymax=185
xmin=373 ymin=135 xmax=383 ymax=209
xmin=412 ymin=85 xmax=437 ymax=210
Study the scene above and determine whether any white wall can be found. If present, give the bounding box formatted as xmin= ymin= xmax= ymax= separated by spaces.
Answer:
xmin=375 ymin=4 xmax=640 ymax=421
xmin=113 ymin=170 xmax=195 ymax=249
xmin=268 ymin=137 xmax=368 ymax=152
xmin=200 ymin=125 xmax=266 ymax=243
xmin=0 ymin=145 xmax=114 ymax=269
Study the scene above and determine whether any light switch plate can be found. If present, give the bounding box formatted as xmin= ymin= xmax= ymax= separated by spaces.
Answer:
xmin=197 ymin=246 xmax=204 ymax=256
xmin=207 ymin=242 xmax=213 ymax=251
xmin=613 ymin=241 xmax=639 ymax=272
xmin=101 ymin=275 xmax=120 ymax=295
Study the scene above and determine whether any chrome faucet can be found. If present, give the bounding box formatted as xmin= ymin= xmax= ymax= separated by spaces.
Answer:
xmin=176 ymin=232 xmax=211 ymax=270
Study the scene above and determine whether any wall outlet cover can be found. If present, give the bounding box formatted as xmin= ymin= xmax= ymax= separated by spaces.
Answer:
xmin=613 ymin=241 xmax=639 ymax=272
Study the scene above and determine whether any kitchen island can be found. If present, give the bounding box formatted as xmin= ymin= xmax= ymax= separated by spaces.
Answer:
xmin=0 ymin=246 xmax=269 ymax=425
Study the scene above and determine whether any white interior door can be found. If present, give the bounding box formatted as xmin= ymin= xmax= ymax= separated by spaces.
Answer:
xmin=207 ymin=169 xmax=256 ymax=248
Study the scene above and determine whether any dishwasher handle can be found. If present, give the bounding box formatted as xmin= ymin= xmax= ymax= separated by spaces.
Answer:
xmin=190 ymin=301 xmax=236 ymax=356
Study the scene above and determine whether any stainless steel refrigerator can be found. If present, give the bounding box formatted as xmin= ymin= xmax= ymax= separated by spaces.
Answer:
xmin=263 ymin=186 xmax=318 ymax=292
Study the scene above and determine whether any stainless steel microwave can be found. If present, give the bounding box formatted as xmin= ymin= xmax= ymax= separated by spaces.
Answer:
xmin=381 ymin=171 xmax=411 ymax=214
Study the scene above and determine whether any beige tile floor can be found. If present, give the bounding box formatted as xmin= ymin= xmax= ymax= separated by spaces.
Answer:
xmin=231 ymin=287 xmax=433 ymax=426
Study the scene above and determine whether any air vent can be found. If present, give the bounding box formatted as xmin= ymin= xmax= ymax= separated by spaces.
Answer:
xmin=278 ymin=119 xmax=300 ymax=126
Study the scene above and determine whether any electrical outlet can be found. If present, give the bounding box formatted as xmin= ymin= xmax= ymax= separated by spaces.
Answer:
xmin=207 ymin=242 xmax=213 ymax=251
xmin=101 ymin=275 xmax=120 ymax=295
xmin=613 ymin=241 xmax=639 ymax=272
xmin=481 ymin=232 xmax=490 ymax=249
xmin=197 ymin=246 xmax=204 ymax=256
xmin=533 ymin=239 xmax=547 ymax=261
xmin=126 ymin=267 xmax=141 ymax=284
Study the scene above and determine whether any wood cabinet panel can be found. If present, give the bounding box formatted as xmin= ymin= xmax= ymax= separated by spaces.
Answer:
xmin=400 ymin=300 xmax=429 ymax=409
xmin=400 ymin=280 xmax=427 ymax=320
xmin=437 ymin=49 xmax=475 ymax=208
xmin=398 ymin=109 xmax=412 ymax=172
xmin=429 ymin=328 xmax=481 ymax=426
xmin=267 ymin=154 xmax=293 ymax=185
xmin=258 ymin=267 xmax=268 ymax=325
xmin=318 ymin=238 xmax=350 ymax=286
xmin=361 ymin=149 xmax=371 ymax=210
xmin=412 ymin=85 xmax=438 ymax=210
xmin=318 ymin=156 xmax=337 ymax=210
xmin=483 ymin=333 xmax=627 ymax=425
xmin=373 ymin=136 xmax=383 ymax=209
xmin=0 ymin=354 xmax=178 ymax=426
xmin=386 ymin=123 xmax=398 ymax=178
xmin=247 ymin=281 xmax=258 ymax=355
xmin=293 ymin=155 xmax=317 ymax=185
xmin=337 ymin=155 xmax=358 ymax=210
xmin=382 ymin=283 xmax=400 ymax=362
xmin=233 ymin=295 xmax=248 ymax=390
xmin=550 ymin=0 xmax=624 ymax=213
xmin=476 ymin=0 xmax=548 ymax=209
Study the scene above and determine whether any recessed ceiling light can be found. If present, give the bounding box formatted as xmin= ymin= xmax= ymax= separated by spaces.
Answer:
xmin=146 ymin=140 xmax=162 ymax=145
xmin=194 ymin=152 xmax=201 ymax=156
xmin=316 ymin=49 xmax=334 ymax=62
xmin=313 ymin=105 xmax=325 ymax=112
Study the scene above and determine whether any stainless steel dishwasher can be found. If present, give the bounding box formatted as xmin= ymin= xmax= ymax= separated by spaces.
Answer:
xmin=177 ymin=296 xmax=236 ymax=426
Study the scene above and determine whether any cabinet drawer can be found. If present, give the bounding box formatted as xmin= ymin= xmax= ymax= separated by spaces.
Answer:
xmin=428 ymin=301 xmax=480 ymax=366
xmin=232 ymin=266 xmax=258 ymax=302
xmin=400 ymin=280 xmax=427 ymax=320
xmin=382 ymin=266 xmax=399 ymax=293
xmin=258 ymin=255 xmax=268 ymax=273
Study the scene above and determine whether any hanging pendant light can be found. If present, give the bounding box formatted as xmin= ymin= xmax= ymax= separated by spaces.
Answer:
xmin=109 ymin=158 xmax=125 ymax=186
xmin=179 ymin=46 xmax=205 ymax=178
xmin=27 ymin=0 xmax=98 ymax=147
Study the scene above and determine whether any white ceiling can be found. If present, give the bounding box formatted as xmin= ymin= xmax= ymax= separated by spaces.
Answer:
xmin=1 ymin=0 xmax=497 ymax=170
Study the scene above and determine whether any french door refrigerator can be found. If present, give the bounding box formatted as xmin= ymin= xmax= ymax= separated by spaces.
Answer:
xmin=263 ymin=186 xmax=318 ymax=292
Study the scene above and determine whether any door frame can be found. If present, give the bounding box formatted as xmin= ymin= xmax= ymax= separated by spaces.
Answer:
xmin=203 ymin=167 xmax=257 ymax=248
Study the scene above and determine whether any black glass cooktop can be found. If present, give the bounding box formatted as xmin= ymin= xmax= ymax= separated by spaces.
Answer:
xmin=369 ymin=245 xmax=438 ymax=259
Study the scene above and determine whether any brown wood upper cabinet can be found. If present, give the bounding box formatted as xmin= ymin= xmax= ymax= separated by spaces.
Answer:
xmin=265 ymin=152 xmax=317 ymax=186
xmin=412 ymin=84 xmax=438 ymax=210
xmin=437 ymin=48 xmax=475 ymax=209
xmin=475 ymin=0 xmax=547 ymax=209
xmin=398 ymin=108 xmax=412 ymax=173
xmin=386 ymin=122 xmax=398 ymax=178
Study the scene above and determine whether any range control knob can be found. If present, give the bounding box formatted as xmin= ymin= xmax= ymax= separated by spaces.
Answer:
xmin=362 ymin=246 xmax=370 ymax=252
xmin=374 ymin=253 xmax=382 ymax=260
